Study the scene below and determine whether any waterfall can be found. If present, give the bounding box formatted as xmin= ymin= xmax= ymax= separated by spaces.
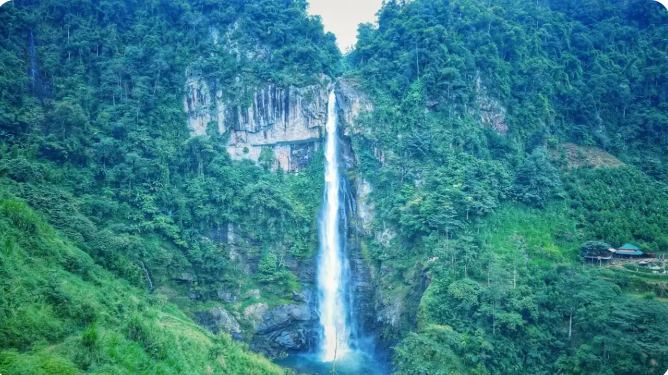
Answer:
xmin=28 ymin=29 xmax=38 ymax=96
xmin=317 ymin=90 xmax=351 ymax=362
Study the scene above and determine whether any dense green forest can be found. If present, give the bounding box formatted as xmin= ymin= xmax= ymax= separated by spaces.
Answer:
xmin=347 ymin=0 xmax=668 ymax=374
xmin=1 ymin=0 xmax=668 ymax=374
xmin=0 ymin=0 xmax=338 ymax=373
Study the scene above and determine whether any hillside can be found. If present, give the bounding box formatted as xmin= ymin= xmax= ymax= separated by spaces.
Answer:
xmin=345 ymin=0 xmax=668 ymax=374
xmin=1 ymin=0 xmax=668 ymax=374
xmin=0 ymin=0 xmax=340 ymax=372
xmin=0 ymin=193 xmax=284 ymax=374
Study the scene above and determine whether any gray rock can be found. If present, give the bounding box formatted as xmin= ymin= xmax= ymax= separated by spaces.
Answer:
xmin=216 ymin=287 xmax=237 ymax=303
xmin=295 ymin=261 xmax=316 ymax=282
xmin=292 ymin=290 xmax=307 ymax=302
xmin=274 ymin=329 xmax=307 ymax=349
xmin=255 ymin=304 xmax=312 ymax=333
xmin=196 ymin=306 xmax=243 ymax=339
xmin=244 ymin=302 xmax=269 ymax=323
xmin=335 ymin=78 xmax=374 ymax=135
xmin=188 ymin=290 xmax=201 ymax=300
xmin=245 ymin=288 xmax=261 ymax=299
xmin=247 ymin=297 xmax=319 ymax=358
xmin=174 ymin=272 xmax=195 ymax=282
xmin=184 ymin=74 xmax=332 ymax=172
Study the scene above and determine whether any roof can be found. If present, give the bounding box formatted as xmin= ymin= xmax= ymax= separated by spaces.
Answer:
xmin=619 ymin=243 xmax=640 ymax=250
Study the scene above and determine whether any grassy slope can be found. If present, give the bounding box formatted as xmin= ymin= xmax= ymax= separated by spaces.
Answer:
xmin=478 ymin=165 xmax=668 ymax=296
xmin=480 ymin=202 xmax=580 ymax=267
xmin=0 ymin=193 xmax=286 ymax=375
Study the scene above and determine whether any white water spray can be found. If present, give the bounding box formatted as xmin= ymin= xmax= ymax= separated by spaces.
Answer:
xmin=317 ymin=90 xmax=350 ymax=362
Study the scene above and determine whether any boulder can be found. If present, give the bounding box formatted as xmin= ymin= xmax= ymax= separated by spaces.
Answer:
xmin=247 ymin=291 xmax=319 ymax=358
xmin=196 ymin=306 xmax=243 ymax=340
xmin=216 ymin=287 xmax=237 ymax=303
xmin=244 ymin=302 xmax=269 ymax=323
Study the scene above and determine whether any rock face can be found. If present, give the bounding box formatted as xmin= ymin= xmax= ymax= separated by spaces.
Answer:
xmin=184 ymin=77 xmax=390 ymax=358
xmin=184 ymin=75 xmax=332 ymax=172
xmin=354 ymin=178 xmax=375 ymax=234
xmin=195 ymin=291 xmax=318 ymax=359
xmin=473 ymin=74 xmax=508 ymax=134
xmin=247 ymin=291 xmax=319 ymax=357
xmin=348 ymin=241 xmax=376 ymax=338
xmin=336 ymin=81 xmax=420 ymax=353
xmin=183 ymin=73 xmax=374 ymax=173
xmin=335 ymin=79 xmax=374 ymax=135
xmin=196 ymin=306 xmax=243 ymax=340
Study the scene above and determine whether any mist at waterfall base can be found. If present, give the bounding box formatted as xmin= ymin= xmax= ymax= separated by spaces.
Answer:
xmin=274 ymin=91 xmax=388 ymax=374
xmin=275 ymin=350 xmax=389 ymax=375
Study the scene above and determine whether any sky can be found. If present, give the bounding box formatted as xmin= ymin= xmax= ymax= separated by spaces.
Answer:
xmin=307 ymin=0 xmax=384 ymax=52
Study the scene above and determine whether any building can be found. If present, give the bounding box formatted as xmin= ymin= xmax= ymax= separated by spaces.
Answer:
xmin=614 ymin=243 xmax=644 ymax=258
xmin=584 ymin=253 xmax=613 ymax=266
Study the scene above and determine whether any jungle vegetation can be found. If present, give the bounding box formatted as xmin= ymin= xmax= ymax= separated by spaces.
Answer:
xmin=347 ymin=0 xmax=668 ymax=374
xmin=1 ymin=0 xmax=668 ymax=374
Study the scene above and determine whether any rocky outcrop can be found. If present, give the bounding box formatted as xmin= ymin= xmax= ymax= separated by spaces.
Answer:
xmin=375 ymin=288 xmax=404 ymax=332
xmin=216 ymin=287 xmax=238 ymax=303
xmin=473 ymin=74 xmax=508 ymax=134
xmin=244 ymin=302 xmax=270 ymax=323
xmin=354 ymin=178 xmax=375 ymax=234
xmin=335 ymin=79 xmax=374 ymax=135
xmin=196 ymin=306 xmax=243 ymax=340
xmin=184 ymin=74 xmax=332 ymax=172
xmin=246 ymin=291 xmax=319 ymax=357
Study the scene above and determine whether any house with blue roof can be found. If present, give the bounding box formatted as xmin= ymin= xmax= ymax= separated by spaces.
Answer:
xmin=613 ymin=243 xmax=644 ymax=258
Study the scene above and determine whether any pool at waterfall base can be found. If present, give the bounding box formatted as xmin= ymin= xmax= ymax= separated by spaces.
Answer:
xmin=275 ymin=350 xmax=390 ymax=375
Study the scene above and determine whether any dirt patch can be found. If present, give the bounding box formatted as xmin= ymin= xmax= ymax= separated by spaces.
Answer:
xmin=551 ymin=143 xmax=625 ymax=169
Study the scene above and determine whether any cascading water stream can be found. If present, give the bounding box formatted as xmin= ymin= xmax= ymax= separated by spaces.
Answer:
xmin=274 ymin=89 xmax=388 ymax=374
xmin=317 ymin=90 xmax=351 ymax=362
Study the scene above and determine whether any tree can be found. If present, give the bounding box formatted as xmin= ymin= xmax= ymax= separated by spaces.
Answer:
xmin=514 ymin=148 xmax=561 ymax=207
xmin=579 ymin=241 xmax=611 ymax=258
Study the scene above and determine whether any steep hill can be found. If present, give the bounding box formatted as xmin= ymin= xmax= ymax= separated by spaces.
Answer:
xmin=344 ymin=0 xmax=668 ymax=374
xmin=0 ymin=0 xmax=342 ymax=372
xmin=0 ymin=193 xmax=284 ymax=375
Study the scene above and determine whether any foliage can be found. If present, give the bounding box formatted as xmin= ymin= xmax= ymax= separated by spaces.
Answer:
xmin=0 ymin=194 xmax=285 ymax=374
xmin=0 ymin=0 xmax=336 ymax=371
xmin=565 ymin=167 xmax=668 ymax=252
xmin=348 ymin=0 xmax=668 ymax=374
xmin=580 ymin=241 xmax=612 ymax=258
xmin=0 ymin=0 xmax=335 ymax=304
xmin=513 ymin=148 xmax=562 ymax=207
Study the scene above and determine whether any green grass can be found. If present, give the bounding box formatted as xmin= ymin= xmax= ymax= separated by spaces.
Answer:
xmin=480 ymin=202 xmax=581 ymax=267
xmin=0 ymin=193 xmax=287 ymax=375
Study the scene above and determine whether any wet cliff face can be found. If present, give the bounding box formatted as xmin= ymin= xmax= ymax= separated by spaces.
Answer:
xmin=191 ymin=223 xmax=321 ymax=359
xmin=184 ymin=77 xmax=403 ymax=359
xmin=335 ymin=79 xmax=374 ymax=136
xmin=184 ymin=74 xmax=332 ymax=172
xmin=183 ymin=73 xmax=378 ymax=174
xmin=337 ymin=80 xmax=427 ymax=352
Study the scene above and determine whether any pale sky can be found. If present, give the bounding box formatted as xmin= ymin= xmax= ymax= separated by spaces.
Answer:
xmin=307 ymin=0 xmax=384 ymax=52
